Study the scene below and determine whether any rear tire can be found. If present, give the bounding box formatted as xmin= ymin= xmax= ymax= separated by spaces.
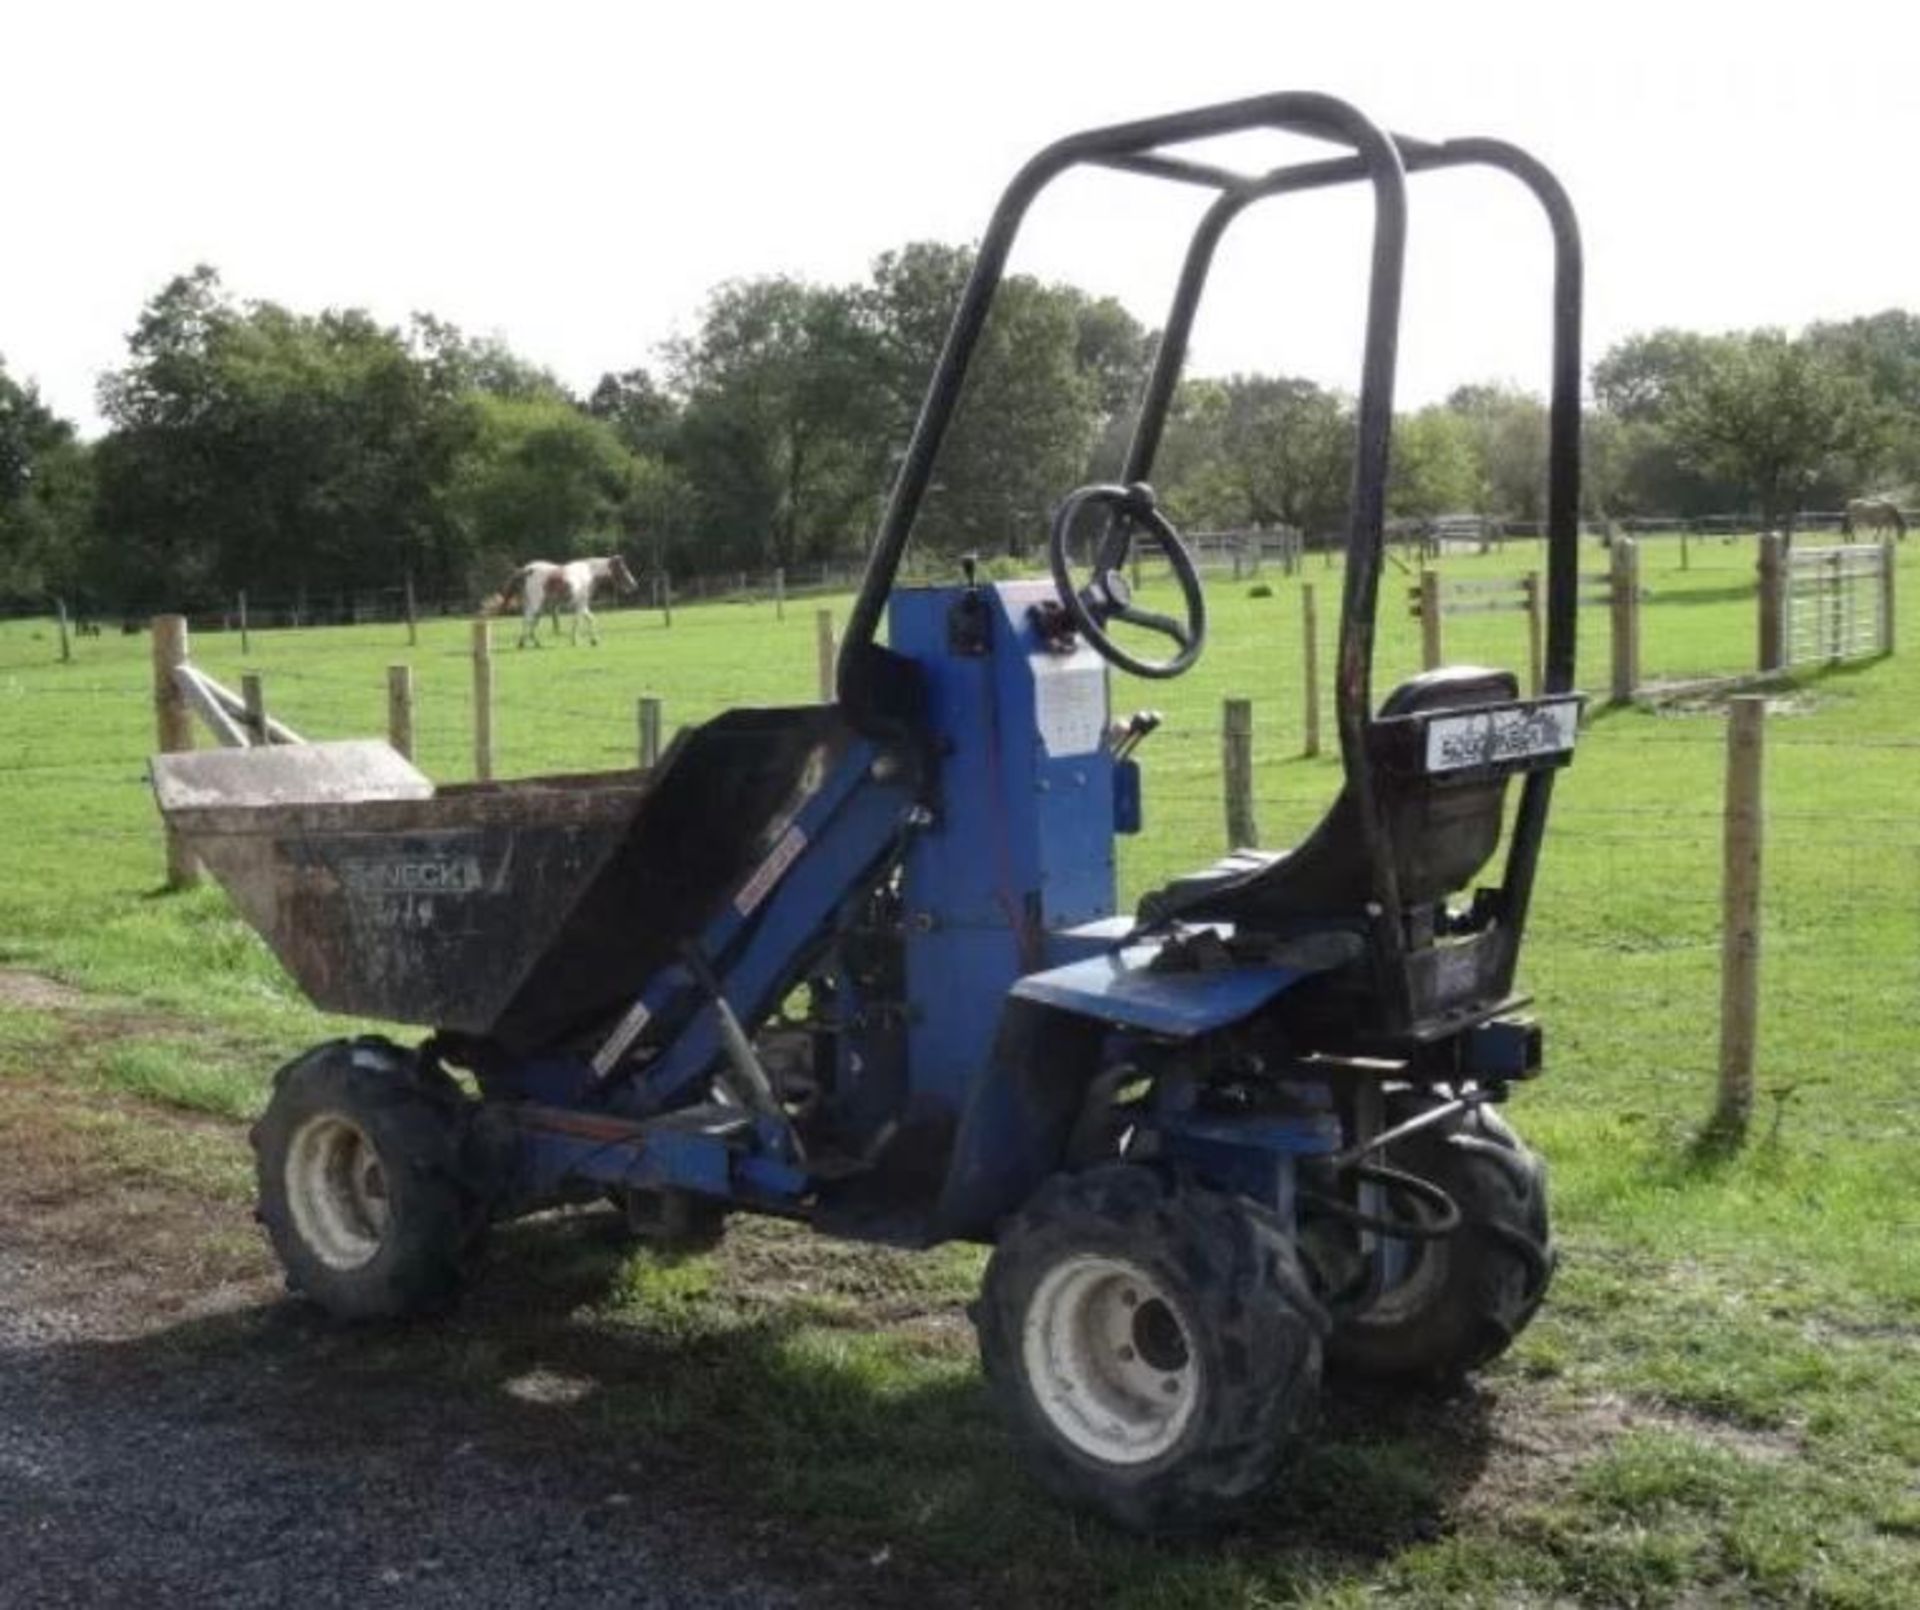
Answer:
xmin=252 ymin=1039 xmax=487 ymax=1319
xmin=1327 ymin=1095 xmax=1554 ymax=1385
xmin=974 ymin=1165 xmax=1327 ymax=1533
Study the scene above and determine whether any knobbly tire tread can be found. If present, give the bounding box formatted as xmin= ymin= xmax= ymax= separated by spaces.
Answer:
xmin=251 ymin=1038 xmax=488 ymax=1320
xmin=1327 ymin=1095 xmax=1555 ymax=1385
xmin=974 ymin=1164 xmax=1329 ymax=1534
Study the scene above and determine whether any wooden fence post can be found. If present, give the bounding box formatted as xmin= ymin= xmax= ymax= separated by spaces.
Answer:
xmin=1757 ymin=532 xmax=1786 ymax=672
xmin=1222 ymin=697 xmax=1258 ymax=850
xmin=238 ymin=589 xmax=250 ymax=655
xmin=774 ymin=566 xmax=785 ymax=622
xmin=638 ymin=695 xmax=662 ymax=769
xmin=1609 ymin=537 xmax=1640 ymax=702
xmin=387 ymin=665 xmax=414 ymax=760
xmin=1301 ymin=584 xmax=1321 ymax=758
xmin=1523 ymin=571 xmax=1544 ymax=696
xmin=816 ymin=609 xmax=836 ymax=703
xmin=471 ymin=619 xmax=495 ymax=782
xmin=1826 ymin=547 xmax=1845 ymax=665
xmin=151 ymin=614 xmax=200 ymax=888
xmin=55 ymin=597 xmax=72 ymax=663
xmin=405 ymin=573 xmax=418 ymax=647
xmin=1714 ymin=696 xmax=1766 ymax=1142
xmin=661 ymin=572 xmax=673 ymax=629
xmin=241 ymin=671 xmax=267 ymax=746
xmin=1418 ymin=569 xmax=1443 ymax=671
xmin=1881 ymin=538 xmax=1897 ymax=656
xmin=1680 ymin=524 xmax=1691 ymax=572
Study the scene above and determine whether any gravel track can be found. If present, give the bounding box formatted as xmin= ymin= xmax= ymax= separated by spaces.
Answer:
xmin=0 ymin=1078 xmax=818 ymax=1610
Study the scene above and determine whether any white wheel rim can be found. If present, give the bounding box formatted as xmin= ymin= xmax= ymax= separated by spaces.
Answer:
xmin=285 ymin=1113 xmax=391 ymax=1270
xmin=1021 ymin=1254 xmax=1200 ymax=1466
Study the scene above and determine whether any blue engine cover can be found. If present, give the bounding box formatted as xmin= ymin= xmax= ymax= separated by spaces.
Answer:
xmin=889 ymin=581 xmax=1118 ymax=1113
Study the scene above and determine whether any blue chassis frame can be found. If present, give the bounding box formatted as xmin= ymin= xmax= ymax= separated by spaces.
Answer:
xmin=465 ymin=579 xmax=1534 ymax=1246
xmin=409 ymin=80 xmax=1589 ymax=1250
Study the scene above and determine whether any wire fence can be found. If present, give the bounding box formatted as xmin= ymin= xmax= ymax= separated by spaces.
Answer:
xmin=2 ymin=594 xmax=1915 ymax=1153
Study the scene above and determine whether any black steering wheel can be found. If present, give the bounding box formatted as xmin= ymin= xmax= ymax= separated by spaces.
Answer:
xmin=1047 ymin=482 xmax=1207 ymax=679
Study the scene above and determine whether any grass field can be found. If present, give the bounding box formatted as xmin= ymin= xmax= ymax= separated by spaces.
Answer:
xmin=2 ymin=533 xmax=1917 ymax=1606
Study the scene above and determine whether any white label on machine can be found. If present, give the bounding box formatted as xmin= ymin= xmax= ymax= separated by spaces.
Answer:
xmin=1425 ymin=700 xmax=1579 ymax=773
xmin=1032 ymin=653 xmax=1108 ymax=757
xmin=734 ymin=823 xmax=809 ymax=915
xmin=591 ymin=999 xmax=653 ymax=1078
xmin=339 ymin=855 xmax=484 ymax=895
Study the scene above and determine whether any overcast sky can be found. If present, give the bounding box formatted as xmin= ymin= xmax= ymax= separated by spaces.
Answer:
xmin=5 ymin=0 xmax=1912 ymax=435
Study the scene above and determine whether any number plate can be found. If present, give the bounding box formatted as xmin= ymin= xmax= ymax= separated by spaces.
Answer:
xmin=1424 ymin=700 xmax=1579 ymax=773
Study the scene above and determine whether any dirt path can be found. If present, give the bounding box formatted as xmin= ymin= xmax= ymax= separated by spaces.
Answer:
xmin=0 ymin=981 xmax=837 ymax=1610
xmin=4 ymin=968 xmax=1770 ymax=1608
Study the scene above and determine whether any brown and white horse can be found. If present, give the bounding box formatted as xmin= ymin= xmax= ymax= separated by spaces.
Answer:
xmin=1844 ymin=497 xmax=1906 ymax=541
xmin=492 ymin=555 xmax=639 ymax=647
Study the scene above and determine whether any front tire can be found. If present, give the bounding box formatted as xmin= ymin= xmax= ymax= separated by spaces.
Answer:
xmin=1327 ymin=1094 xmax=1554 ymax=1384
xmin=974 ymin=1165 xmax=1327 ymax=1533
xmin=252 ymin=1039 xmax=487 ymax=1319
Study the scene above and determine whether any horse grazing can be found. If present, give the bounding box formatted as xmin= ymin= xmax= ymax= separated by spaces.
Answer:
xmin=1844 ymin=497 xmax=1906 ymax=541
xmin=492 ymin=556 xmax=638 ymax=647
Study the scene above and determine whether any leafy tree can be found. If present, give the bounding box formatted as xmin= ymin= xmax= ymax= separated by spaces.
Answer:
xmin=624 ymin=453 xmax=700 ymax=578
xmin=1066 ymin=290 xmax=1157 ymax=421
xmin=1 ymin=359 xmax=69 ymax=498
xmin=862 ymin=242 xmax=1150 ymax=558
xmin=1804 ymin=310 xmax=1920 ymax=491
xmin=1388 ymin=407 xmax=1478 ymax=519
xmin=1579 ymin=408 xmax=1631 ymax=524
xmin=1665 ymin=331 xmax=1882 ymax=534
xmin=91 ymin=267 xmax=594 ymax=610
xmin=446 ymin=393 xmax=639 ymax=587
xmin=587 ymin=367 xmax=678 ymax=457
xmin=1591 ymin=329 xmax=1718 ymax=423
xmin=0 ymin=357 xmax=88 ymax=600
xmin=669 ymin=277 xmax=892 ymax=571
xmin=1446 ymin=384 xmax=1548 ymax=522
xmin=1589 ymin=331 xmax=1766 ymax=517
xmin=411 ymin=315 xmax=568 ymax=404
xmin=1157 ymin=375 xmax=1352 ymax=535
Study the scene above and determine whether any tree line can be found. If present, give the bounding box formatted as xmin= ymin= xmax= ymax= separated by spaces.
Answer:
xmin=4 ymin=255 xmax=1916 ymax=615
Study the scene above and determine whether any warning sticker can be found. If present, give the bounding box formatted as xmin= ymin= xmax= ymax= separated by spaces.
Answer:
xmin=734 ymin=823 xmax=808 ymax=915
xmin=1032 ymin=655 xmax=1107 ymax=757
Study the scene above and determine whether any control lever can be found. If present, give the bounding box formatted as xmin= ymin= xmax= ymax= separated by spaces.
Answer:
xmin=1110 ymin=709 xmax=1162 ymax=761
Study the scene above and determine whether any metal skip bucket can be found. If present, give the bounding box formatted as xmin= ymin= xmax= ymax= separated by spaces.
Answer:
xmin=150 ymin=741 xmax=653 ymax=1032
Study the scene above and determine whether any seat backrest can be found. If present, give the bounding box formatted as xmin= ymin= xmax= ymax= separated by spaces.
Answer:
xmin=1373 ymin=666 xmax=1518 ymax=905
xmin=1137 ymin=666 xmax=1523 ymax=931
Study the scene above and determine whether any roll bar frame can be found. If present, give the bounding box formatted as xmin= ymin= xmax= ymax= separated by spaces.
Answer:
xmin=838 ymin=93 xmax=1582 ymax=1027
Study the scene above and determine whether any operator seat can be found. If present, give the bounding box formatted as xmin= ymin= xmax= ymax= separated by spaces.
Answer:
xmin=1141 ymin=666 xmax=1519 ymax=932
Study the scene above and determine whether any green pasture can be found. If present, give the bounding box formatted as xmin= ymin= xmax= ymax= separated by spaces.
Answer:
xmin=1 ymin=532 xmax=1917 ymax=1606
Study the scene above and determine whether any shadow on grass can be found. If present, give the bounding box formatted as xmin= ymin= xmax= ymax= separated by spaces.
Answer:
xmin=1665 ymin=1088 xmax=1801 ymax=1181
xmin=1578 ymin=699 xmax=1635 ymax=729
xmin=46 ymin=1212 xmax=1502 ymax=1606
xmin=1683 ymin=1115 xmax=1750 ymax=1175
xmin=1644 ymin=583 xmax=1760 ymax=609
